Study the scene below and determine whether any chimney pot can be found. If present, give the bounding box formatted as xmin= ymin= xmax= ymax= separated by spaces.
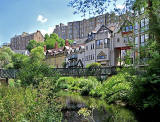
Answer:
xmin=55 ymin=42 xmax=58 ymax=49
xmin=65 ymin=39 xmax=69 ymax=46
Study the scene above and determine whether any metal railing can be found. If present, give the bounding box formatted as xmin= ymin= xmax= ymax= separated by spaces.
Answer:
xmin=0 ymin=67 xmax=117 ymax=78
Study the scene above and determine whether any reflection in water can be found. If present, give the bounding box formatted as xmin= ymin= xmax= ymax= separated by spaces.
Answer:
xmin=58 ymin=92 xmax=138 ymax=122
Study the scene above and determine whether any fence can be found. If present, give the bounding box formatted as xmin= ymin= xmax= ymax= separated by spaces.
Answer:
xmin=0 ymin=67 xmax=117 ymax=79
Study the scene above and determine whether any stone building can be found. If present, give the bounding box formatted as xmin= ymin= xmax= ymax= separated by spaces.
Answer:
xmin=53 ymin=13 xmax=118 ymax=44
xmin=84 ymin=25 xmax=113 ymax=67
xmin=53 ymin=23 xmax=68 ymax=39
xmin=10 ymin=30 xmax=44 ymax=50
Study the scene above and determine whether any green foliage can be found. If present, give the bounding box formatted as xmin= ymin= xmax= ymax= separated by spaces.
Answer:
xmin=17 ymin=46 xmax=59 ymax=86
xmin=62 ymin=62 xmax=67 ymax=68
xmin=68 ymin=40 xmax=74 ymax=45
xmin=30 ymin=46 xmax=45 ymax=62
xmin=44 ymin=33 xmax=64 ymax=50
xmin=86 ymin=63 xmax=102 ymax=79
xmin=0 ymin=80 xmax=62 ymax=121
xmin=0 ymin=47 xmax=14 ymax=69
xmin=27 ymin=40 xmax=44 ymax=52
xmin=89 ymin=69 xmax=133 ymax=103
xmin=129 ymin=52 xmax=160 ymax=111
xmin=57 ymin=77 xmax=100 ymax=96
xmin=12 ymin=53 xmax=29 ymax=69
xmin=86 ymin=62 xmax=101 ymax=68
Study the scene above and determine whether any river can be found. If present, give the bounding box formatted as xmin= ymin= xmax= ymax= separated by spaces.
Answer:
xmin=57 ymin=92 xmax=138 ymax=122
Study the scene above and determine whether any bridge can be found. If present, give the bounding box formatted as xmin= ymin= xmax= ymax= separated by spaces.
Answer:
xmin=0 ymin=67 xmax=117 ymax=79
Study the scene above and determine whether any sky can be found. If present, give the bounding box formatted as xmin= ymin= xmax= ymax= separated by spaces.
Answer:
xmin=0 ymin=0 xmax=125 ymax=46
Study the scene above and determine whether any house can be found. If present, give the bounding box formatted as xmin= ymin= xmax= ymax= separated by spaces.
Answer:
xmin=113 ymin=21 xmax=135 ymax=66
xmin=84 ymin=25 xmax=113 ymax=67
xmin=45 ymin=40 xmax=70 ymax=68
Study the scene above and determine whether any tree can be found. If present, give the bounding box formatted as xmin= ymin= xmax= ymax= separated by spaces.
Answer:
xmin=44 ymin=33 xmax=49 ymax=40
xmin=0 ymin=47 xmax=14 ymax=69
xmin=12 ymin=54 xmax=29 ymax=69
xmin=30 ymin=46 xmax=45 ymax=62
xmin=44 ymin=33 xmax=67 ymax=50
xmin=27 ymin=40 xmax=37 ymax=52
xmin=17 ymin=46 xmax=58 ymax=86
xmin=27 ymin=40 xmax=44 ymax=52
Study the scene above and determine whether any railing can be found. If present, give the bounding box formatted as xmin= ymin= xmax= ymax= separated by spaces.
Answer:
xmin=0 ymin=69 xmax=18 ymax=79
xmin=0 ymin=67 xmax=117 ymax=78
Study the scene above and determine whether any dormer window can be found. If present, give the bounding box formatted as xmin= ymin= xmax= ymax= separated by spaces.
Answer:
xmin=126 ymin=26 xmax=129 ymax=32
xmin=129 ymin=25 xmax=133 ymax=31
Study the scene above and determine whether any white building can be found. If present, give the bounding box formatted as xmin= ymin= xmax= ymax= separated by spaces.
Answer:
xmin=84 ymin=25 xmax=113 ymax=67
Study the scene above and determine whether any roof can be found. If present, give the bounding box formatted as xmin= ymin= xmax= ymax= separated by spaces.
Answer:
xmin=92 ymin=25 xmax=113 ymax=34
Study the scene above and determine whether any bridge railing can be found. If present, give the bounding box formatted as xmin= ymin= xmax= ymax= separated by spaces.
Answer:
xmin=0 ymin=69 xmax=18 ymax=79
xmin=52 ymin=67 xmax=117 ymax=76
xmin=0 ymin=67 xmax=117 ymax=78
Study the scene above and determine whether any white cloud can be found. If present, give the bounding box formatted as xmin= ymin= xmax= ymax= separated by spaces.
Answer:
xmin=39 ymin=26 xmax=55 ymax=36
xmin=37 ymin=15 xmax=48 ymax=23
xmin=116 ymin=4 xmax=125 ymax=9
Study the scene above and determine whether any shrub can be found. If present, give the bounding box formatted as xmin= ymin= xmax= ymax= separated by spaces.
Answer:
xmin=56 ymin=77 xmax=75 ymax=89
xmin=101 ymin=70 xmax=132 ymax=103
xmin=0 ymin=80 xmax=62 ymax=121
xmin=57 ymin=77 xmax=100 ymax=96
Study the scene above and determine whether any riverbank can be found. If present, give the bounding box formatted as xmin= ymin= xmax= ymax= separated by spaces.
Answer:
xmin=57 ymin=92 xmax=138 ymax=122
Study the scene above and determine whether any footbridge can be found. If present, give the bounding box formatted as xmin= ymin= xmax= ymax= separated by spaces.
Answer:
xmin=0 ymin=67 xmax=117 ymax=79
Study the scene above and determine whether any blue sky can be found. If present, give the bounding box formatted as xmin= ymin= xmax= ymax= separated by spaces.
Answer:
xmin=0 ymin=0 xmax=124 ymax=45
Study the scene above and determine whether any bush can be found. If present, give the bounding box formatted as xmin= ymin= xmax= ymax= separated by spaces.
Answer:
xmin=0 ymin=80 xmax=62 ymax=121
xmin=57 ymin=77 xmax=100 ymax=96
xmin=129 ymin=52 xmax=160 ymax=111
xmin=56 ymin=77 xmax=75 ymax=89
xmin=86 ymin=62 xmax=101 ymax=68
xmin=102 ymin=71 xmax=132 ymax=103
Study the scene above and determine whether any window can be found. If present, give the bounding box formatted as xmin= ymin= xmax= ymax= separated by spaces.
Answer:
xmin=135 ymin=36 xmax=138 ymax=47
xmin=104 ymin=38 xmax=110 ymax=48
xmin=96 ymin=40 xmax=103 ymax=49
xmin=96 ymin=40 xmax=100 ymax=46
xmin=124 ymin=37 xmax=128 ymax=43
xmin=140 ymin=19 xmax=145 ymax=28
xmin=145 ymin=33 xmax=149 ymax=40
xmin=126 ymin=26 xmax=129 ymax=32
xmin=86 ymin=46 xmax=88 ymax=51
xmin=117 ymin=38 xmax=120 ymax=42
xmin=145 ymin=18 xmax=149 ymax=26
xmin=93 ymin=44 xmax=94 ymax=49
xmin=140 ymin=8 xmax=144 ymax=14
xmin=129 ymin=25 xmax=133 ymax=31
xmin=97 ymin=51 xmax=106 ymax=59
xmin=97 ymin=56 xmax=105 ymax=59
xmin=140 ymin=34 xmax=145 ymax=46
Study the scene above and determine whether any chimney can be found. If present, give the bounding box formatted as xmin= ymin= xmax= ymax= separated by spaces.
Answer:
xmin=44 ymin=45 xmax=46 ymax=52
xmin=65 ymin=39 xmax=69 ymax=46
xmin=55 ymin=41 xmax=58 ymax=49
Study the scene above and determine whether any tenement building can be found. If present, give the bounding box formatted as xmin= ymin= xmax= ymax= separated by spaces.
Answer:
xmin=53 ymin=13 xmax=119 ymax=43
xmin=10 ymin=30 xmax=44 ymax=50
